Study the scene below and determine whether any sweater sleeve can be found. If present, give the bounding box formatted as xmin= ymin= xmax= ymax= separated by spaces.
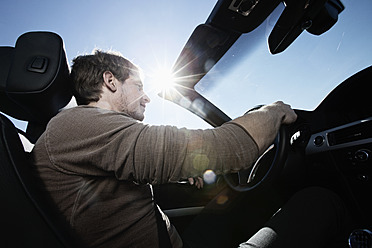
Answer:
xmin=42 ymin=107 xmax=258 ymax=185
xmin=129 ymin=122 xmax=259 ymax=184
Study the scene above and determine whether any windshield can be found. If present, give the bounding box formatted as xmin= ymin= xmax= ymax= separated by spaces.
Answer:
xmin=1 ymin=0 xmax=371 ymax=131
xmin=195 ymin=0 xmax=372 ymax=119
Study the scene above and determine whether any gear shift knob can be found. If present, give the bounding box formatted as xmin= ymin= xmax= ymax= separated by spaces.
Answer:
xmin=349 ymin=229 xmax=372 ymax=248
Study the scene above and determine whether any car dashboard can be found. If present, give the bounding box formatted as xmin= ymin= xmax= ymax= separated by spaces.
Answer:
xmin=291 ymin=65 xmax=372 ymax=228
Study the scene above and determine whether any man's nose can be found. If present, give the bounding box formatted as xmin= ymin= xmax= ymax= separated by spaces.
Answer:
xmin=143 ymin=93 xmax=151 ymax=103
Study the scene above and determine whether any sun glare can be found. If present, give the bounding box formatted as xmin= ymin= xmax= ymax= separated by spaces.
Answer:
xmin=150 ymin=67 xmax=176 ymax=94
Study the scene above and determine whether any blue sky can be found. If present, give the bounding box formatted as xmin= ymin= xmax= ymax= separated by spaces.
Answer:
xmin=1 ymin=0 xmax=372 ymax=131
xmin=1 ymin=0 xmax=216 ymax=129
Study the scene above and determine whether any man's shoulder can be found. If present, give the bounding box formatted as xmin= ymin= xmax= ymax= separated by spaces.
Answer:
xmin=55 ymin=105 xmax=132 ymax=121
xmin=49 ymin=105 xmax=143 ymax=131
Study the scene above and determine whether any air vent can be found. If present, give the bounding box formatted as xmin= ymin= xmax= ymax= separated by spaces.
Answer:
xmin=328 ymin=120 xmax=372 ymax=146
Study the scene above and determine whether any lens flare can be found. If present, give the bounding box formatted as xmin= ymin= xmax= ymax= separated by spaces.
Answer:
xmin=150 ymin=67 xmax=176 ymax=94
xmin=203 ymin=170 xmax=217 ymax=184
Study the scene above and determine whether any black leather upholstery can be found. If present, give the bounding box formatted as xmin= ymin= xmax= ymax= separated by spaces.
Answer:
xmin=0 ymin=31 xmax=72 ymax=142
xmin=0 ymin=113 xmax=78 ymax=247
xmin=0 ymin=32 xmax=79 ymax=247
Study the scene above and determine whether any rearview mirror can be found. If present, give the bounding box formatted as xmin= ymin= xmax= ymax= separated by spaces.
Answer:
xmin=268 ymin=0 xmax=344 ymax=54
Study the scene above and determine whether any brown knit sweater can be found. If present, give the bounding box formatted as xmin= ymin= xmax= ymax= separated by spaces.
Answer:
xmin=31 ymin=105 xmax=258 ymax=247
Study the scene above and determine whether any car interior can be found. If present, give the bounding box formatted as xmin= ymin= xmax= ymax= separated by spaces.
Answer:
xmin=0 ymin=31 xmax=81 ymax=247
xmin=1 ymin=0 xmax=371 ymax=247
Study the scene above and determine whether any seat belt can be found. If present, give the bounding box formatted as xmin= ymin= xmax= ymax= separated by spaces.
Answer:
xmin=154 ymin=204 xmax=172 ymax=248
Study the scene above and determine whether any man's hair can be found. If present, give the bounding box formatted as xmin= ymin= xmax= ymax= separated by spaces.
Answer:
xmin=70 ymin=50 xmax=139 ymax=105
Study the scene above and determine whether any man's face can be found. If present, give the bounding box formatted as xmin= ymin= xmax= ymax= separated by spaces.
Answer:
xmin=116 ymin=73 xmax=150 ymax=121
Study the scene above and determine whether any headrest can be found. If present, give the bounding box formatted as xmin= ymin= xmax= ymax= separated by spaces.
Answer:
xmin=0 ymin=31 xmax=72 ymax=126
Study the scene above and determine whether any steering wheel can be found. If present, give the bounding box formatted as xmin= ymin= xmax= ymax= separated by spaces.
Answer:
xmin=224 ymin=110 xmax=290 ymax=192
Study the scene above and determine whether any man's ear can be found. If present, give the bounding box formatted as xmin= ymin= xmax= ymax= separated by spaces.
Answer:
xmin=103 ymin=71 xmax=117 ymax=92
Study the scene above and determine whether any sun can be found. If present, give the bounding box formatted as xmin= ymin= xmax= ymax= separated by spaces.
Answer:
xmin=148 ymin=66 xmax=177 ymax=101
xmin=149 ymin=66 xmax=177 ymax=94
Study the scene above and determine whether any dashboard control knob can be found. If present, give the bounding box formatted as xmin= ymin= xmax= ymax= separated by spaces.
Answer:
xmin=357 ymin=174 xmax=369 ymax=182
xmin=349 ymin=229 xmax=372 ymax=248
xmin=314 ymin=135 xmax=325 ymax=147
xmin=354 ymin=149 xmax=370 ymax=162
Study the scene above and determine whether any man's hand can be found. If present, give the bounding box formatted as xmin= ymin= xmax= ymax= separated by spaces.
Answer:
xmin=266 ymin=101 xmax=297 ymax=125
xmin=232 ymin=101 xmax=297 ymax=155
xmin=188 ymin=177 xmax=204 ymax=189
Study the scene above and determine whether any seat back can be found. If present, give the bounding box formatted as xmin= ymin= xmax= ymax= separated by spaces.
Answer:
xmin=0 ymin=32 xmax=80 ymax=247
xmin=0 ymin=114 xmax=78 ymax=247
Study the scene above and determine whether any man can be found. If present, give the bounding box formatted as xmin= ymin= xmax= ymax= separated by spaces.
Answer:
xmin=31 ymin=50 xmax=348 ymax=248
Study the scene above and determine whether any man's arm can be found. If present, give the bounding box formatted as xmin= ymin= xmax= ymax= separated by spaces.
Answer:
xmin=232 ymin=101 xmax=297 ymax=155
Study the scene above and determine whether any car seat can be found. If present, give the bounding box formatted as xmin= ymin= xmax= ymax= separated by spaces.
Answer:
xmin=0 ymin=31 xmax=81 ymax=247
